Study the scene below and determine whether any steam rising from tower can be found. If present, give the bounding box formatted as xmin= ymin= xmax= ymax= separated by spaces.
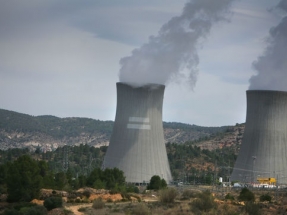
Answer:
xmin=103 ymin=82 xmax=172 ymax=183
xmin=104 ymin=0 xmax=236 ymax=183
xmin=249 ymin=0 xmax=287 ymax=91
xmin=119 ymin=0 xmax=235 ymax=87
xmin=232 ymin=0 xmax=287 ymax=184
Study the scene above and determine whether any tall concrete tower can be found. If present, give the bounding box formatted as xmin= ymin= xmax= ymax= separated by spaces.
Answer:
xmin=103 ymin=82 xmax=172 ymax=183
xmin=231 ymin=90 xmax=287 ymax=184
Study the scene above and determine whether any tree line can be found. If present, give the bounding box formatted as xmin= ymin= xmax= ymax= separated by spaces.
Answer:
xmin=0 ymin=155 xmax=128 ymax=202
xmin=0 ymin=140 xmax=238 ymax=191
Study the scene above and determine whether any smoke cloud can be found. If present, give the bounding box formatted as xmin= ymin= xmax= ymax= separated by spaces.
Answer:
xmin=249 ymin=0 xmax=287 ymax=91
xmin=119 ymin=0 xmax=235 ymax=87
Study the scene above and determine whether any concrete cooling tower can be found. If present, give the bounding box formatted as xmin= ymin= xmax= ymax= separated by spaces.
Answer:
xmin=103 ymin=82 xmax=172 ymax=184
xmin=231 ymin=90 xmax=287 ymax=185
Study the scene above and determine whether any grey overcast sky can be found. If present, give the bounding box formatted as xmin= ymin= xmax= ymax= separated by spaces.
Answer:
xmin=0 ymin=0 xmax=284 ymax=126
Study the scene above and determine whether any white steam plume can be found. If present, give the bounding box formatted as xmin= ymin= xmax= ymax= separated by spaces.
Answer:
xmin=249 ymin=0 xmax=287 ymax=91
xmin=119 ymin=0 xmax=235 ymax=87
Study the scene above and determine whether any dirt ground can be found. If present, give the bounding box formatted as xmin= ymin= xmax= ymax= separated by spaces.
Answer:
xmin=65 ymin=204 xmax=92 ymax=215
xmin=2 ymin=186 xmax=287 ymax=215
xmin=60 ymin=186 xmax=287 ymax=215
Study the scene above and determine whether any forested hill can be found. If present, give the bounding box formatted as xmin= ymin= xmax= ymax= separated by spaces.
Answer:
xmin=0 ymin=108 xmax=234 ymax=151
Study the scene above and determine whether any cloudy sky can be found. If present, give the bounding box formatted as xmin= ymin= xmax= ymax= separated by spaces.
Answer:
xmin=0 ymin=0 xmax=283 ymax=126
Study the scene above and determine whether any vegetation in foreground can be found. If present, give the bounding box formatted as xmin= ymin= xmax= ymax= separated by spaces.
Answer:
xmin=71 ymin=187 xmax=287 ymax=215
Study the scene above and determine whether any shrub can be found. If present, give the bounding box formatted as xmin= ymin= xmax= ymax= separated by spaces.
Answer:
xmin=107 ymin=198 xmax=113 ymax=203
xmin=83 ymin=190 xmax=91 ymax=198
xmin=244 ymin=202 xmax=261 ymax=215
xmin=260 ymin=193 xmax=272 ymax=202
xmin=78 ymin=207 xmax=87 ymax=212
xmin=225 ymin=193 xmax=235 ymax=201
xmin=121 ymin=191 xmax=131 ymax=201
xmin=217 ymin=204 xmax=239 ymax=215
xmin=182 ymin=189 xmax=197 ymax=200
xmin=132 ymin=195 xmax=141 ymax=202
xmin=134 ymin=186 xmax=140 ymax=193
xmin=11 ymin=202 xmax=36 ymax=211
xmin=131 ymin=203 xmax=150 ymax=215
xmin=159 ymin=188 xmax=177 ymax=203
xmin=238 ymin=188 xmax=255 ymax=202
xmin=126 ymin=184 xmax=140 ymax=193
xmin=63 ymin=209 xmax=73 ymax=215
xmin=3 ymin=209 xmax=19 ymax=215
xmin=190 ymin=190 xmax=217 ymax=214
xmin=4 ymin=205 xmax=47 ymax=215
xmin=92 ymin=198 xmax=105 ymax=209
xmin=44 ymin=196 xmax=63 ymax=211
xmin=20 ymin=205 xmax=48 ymax=215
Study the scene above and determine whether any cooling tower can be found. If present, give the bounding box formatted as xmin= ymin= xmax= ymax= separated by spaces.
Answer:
xmin=231 ymin=90 xmax=287 ymax=185
xmin=103 ymin=82 xmax=172 ymax=184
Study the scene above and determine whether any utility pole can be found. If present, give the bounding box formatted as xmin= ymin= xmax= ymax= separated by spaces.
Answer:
xmin=62 ymin=146 xmax=69 ymax=172
xmin=252 ymin=156 xmax=256 ymax=184
xmin=214 ymin=160 xmax=217 ymax=188
xmin=276 ymin=174 xmax=279 ymax=202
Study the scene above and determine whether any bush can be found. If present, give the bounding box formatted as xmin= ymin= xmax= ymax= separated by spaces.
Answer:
xmin=225 ymin=193 xmax=235 ymax=201
xmin=238 ymin=188 xmax=255 ymax=202
xmin=44 ymin=196 xmax=63 ymax=211
xmin=182 ymin=189 xmax=197 ymax=200
xmin=78 ymin=207 xmax=87 ymax=212
xmin=10 ymin=202 xmax=36 ymax=211
xmin=107 ymin=198 xmax=113 ymax=203
xmin=190 ymin=190 xmax=217 ymax=214
xmin=133 ymin=186 xmax=140 ymax=193
xmin=217 ymin=204 xmax=239 ymax=215
xmin=3 ymin=209 xmax=19 ymax=215
xmin=260 ymin=193 xmax=272 ymax=202
xmin=131 ymin=203 xmax=150 ymax=215
xmin=126 ymin=184 xmax=140 ymax=193
xmin=244 ymin=202 xmax=261 ymax=215
xmin=4 ymin=205 xmax=47 ymax=215
xmin=20 ymin=205 xmax=48 ymax=215
xmin=92 ymin=198 xmax=105 ymax=209
xmin=159 ymin=188 xmax=177 ymax=203
xmin=83 ymin=190 xmax=91 ymax=198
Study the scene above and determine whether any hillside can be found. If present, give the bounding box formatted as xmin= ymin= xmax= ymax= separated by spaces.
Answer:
xmin=0 ymin=108 xmax=234 ymax=151
xmin=164 ymin=124 xmax=244 ymax=181
xmin=0 ymin=108 xmax=245 ymax=183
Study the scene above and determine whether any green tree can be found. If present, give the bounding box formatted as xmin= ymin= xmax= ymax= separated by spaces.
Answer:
xmin=0 ymin=164 xmax=7 ymax=193
xmin=260 ymin=193 xmax=271 ymax=202
xmin=6 ymin=155 xmax=42 ymax=202
xmin=238 ymin=188 xmax=255 ymax=202
xmin=161 ymin=178 xmax=167 ymax=189
xmin=85 ymin=167 xmax=125 ymax=191
xmin=147 ymin=175 xmax=167 ymax=190
xmin=44 ymin=196 xmax=63 ymax=211
xmin=86 ymin=168 xmax=102 ymax=187
xmin=54 ymin=172 xmax=67 ymax=190
xmin=103 ymin=168 xmax=125 ymax=190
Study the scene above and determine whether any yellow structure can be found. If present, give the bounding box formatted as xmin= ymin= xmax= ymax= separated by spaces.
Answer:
xmin=257 ymin=177 xmax=276 ymax=185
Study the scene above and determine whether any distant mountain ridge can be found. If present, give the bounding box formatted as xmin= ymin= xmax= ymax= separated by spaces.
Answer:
xmin=0 ymin=108 xmax=238 ymax=151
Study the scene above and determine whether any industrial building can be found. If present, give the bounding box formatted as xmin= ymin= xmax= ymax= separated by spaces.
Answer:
xmin=230 ymin=90 xmax=287 ymax=185
xmin=102 ymin=82 xmax=172 ymax=184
